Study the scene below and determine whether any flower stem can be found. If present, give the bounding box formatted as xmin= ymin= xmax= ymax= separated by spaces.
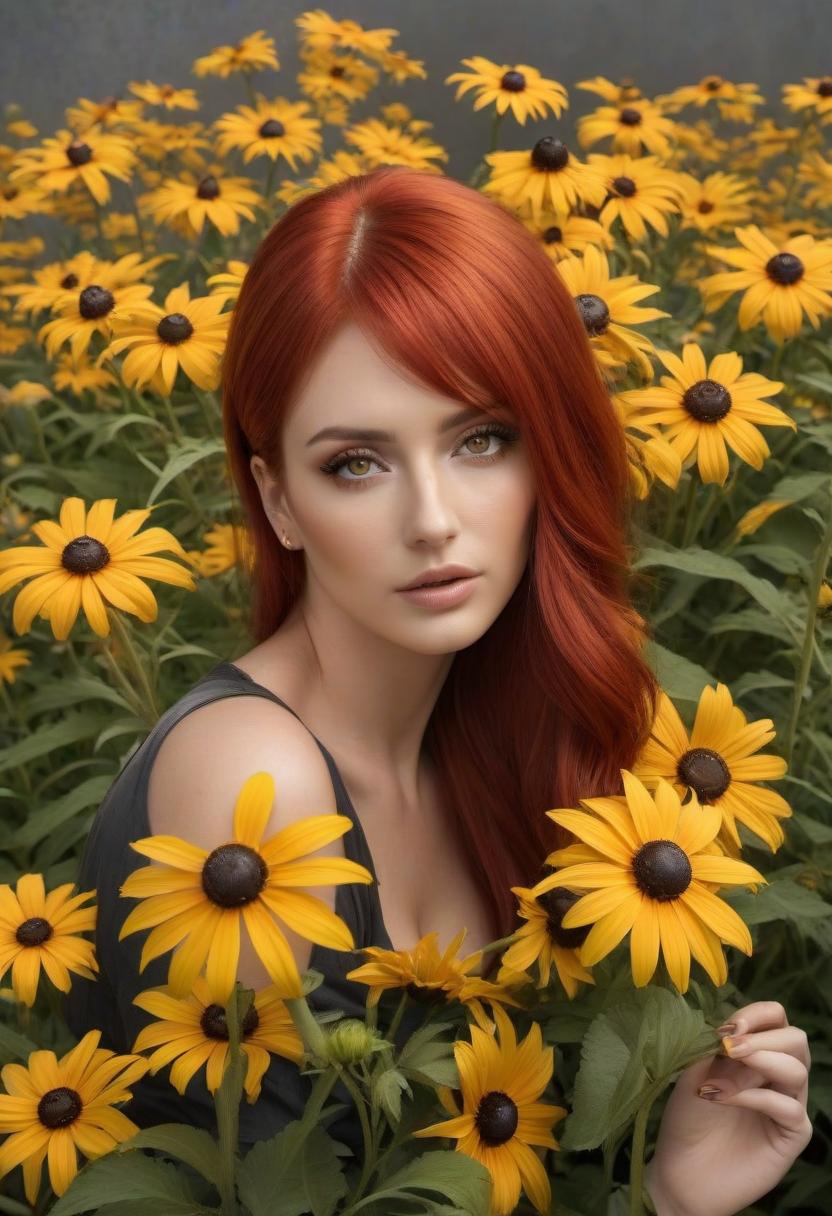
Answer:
xmin=214 ymin=984 xmax=251 ymax=1216
xmin=108 ymin=609 xmax=160 ymax=727
xmin=284 ymin=993 xmax=329 ymax=1061
xmin=784 ymin=489 xmax=832 ymax=771
xmin=628 ymin=1097 xmax=653 ymax=1216
xmin=339 ymin=1066 xmax=377 ymax=1208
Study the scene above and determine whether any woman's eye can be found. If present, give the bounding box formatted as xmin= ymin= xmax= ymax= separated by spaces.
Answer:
xmin=320 ymin=426 xmax=518 ymax=486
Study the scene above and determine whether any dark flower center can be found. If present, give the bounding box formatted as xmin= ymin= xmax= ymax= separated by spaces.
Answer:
xmin=697 ymin=200 xmax=715 ymax=214
xmin=703 ymin=76 xmax=723 ymax=92
xmin=16 ymin=917 xmax=53 ymax=947
xmin=632 ymin=840 xmax=692 ymax=901
xmin=612 ymin=175 xmax=637 ymax=197
xmin=67 ymin=141 xmax=93 ymax=167
xmin=817 ymin=79 xmax=832 ymax=97
xmin=404 ymin=982 xmax=446 ymax=1006
xmin=500 ymin=70 xmax=526 ymax=93
xmin=79 ymin=284 xmax=115 ymax=320
xmin=330 ymin=65 xmax=345 ymax=78
xmin=2 ymin=186 xmax=19 ymax=200
xmin=531 ymin=137 xmax=570 ymax=172
xmin=157 ymin=313 xmax=194 ymax=344
xmin=476 ymin=1091 xmax=518 ymax=1146
xmin=196 ymin=175 xmax=220 ymax=200
xmin=38 ymin=1087 xmax=82 ymax=1129
xmin=575 ymin=293 xmax=610 ymax=336
xmin=200 ymin=1001 xmax=260 ymax=1040
xmin=542 ymin=225 xmax=563 ymax=244
xmin=536 ymin=886 xmax=590 ymax=948
xmin=677 ymin=747 xmax=731 ymax=802
xmin=62 ymin=535 xmax=110 ymax=574
xmin=766 ymin=252 xmax=804 ymax=285
xmin=619 ymin=107 xmax=643 ymax=126
xmin=61 ymin=272 xmax=80 ymax=289
xmin=683 ymin=379 xmax=731 ymax=422
xmin=201 ymin=843 xmax=268 ymax=907
xmin=258 ymin=118 xmax=285 ymax=139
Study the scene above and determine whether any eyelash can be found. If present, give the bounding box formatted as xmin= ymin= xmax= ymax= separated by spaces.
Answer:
xmin=319 ymin=423 xmax=520 ymax=487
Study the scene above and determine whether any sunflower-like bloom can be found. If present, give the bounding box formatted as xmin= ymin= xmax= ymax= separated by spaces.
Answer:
xmin=214 ymin=98 xmax=322 ymax=169
xmin=532 ymin=770 xmax=766 ymax=993
xmin=206 ymin=259 xmax=249 ymax=306
xmin=0 ymin=178 xmax=48 ymax=223
xmin=37 ymin=278 xmax=154 ymax=363
xmin=1 ymin=250 xmax=162 ymax=317
xmin=554 ymin=243 xmax=670 ymax=381
xmin=445 ymin=56 xmax=568 ymax=125
xmin=0 ymin=875 xmax=97 ymax=1006
xmin=97 ymin=281 xmax=231 ymax=395
xmin=346 ymin=927 xmax=524 ymax=1032
xmin=298 ymin=47 xmax=379 ymax=106
xmin=0 ymin=1029 xmax=149 ymax=1204
xmin=192 ymin=29 xmax=279 ymax=78
xmin=796 ymin=150 xmax=832 ymax=210
xmin=412 ymin=1002 xmax=565 ymax=1216
xmin=0 ymin=497 xmax=195 ymax=640
xmin=295 ymin=10 xmax=398 ymax=59
xmin=577 ymin=97 xmax=677 ymax=157
xmin=699 ymin=225 xmax=832 ymax=343
xmin=575 ymin=76 xmax=645 ymax=104
xmin=0 ymin=634 xmax=30 ymax=685
xmin=138 ymin=168 xmax=261 ymax=238
xmin=615 ymin=342 xmax=795 ymax=485
xmin=64 ymin=97 xmax=144 ymax=135
xmin=186 ymin=522 xmax=256 ymax=577
xmin=482 ymin=138 xmax=607 ymax=221
xmin=51 ymin=350 xmax=117 ymax=397
xmin=675 ymin=170 xmax=755 ymax=233
xmin=611 ymin=395 xmax=683 ymax=497
xmin=119 ymin=771 xmax=373 ymax=1002
xmin=782 ymin=76 xmax=832 ymax=125
xmin=658 ymin=76 xmax=765 ymax=115
xmin=632 ymin=684 xmax=793 ymax=854
xmin=734 ymin=498 xmax=792 ymax=539
xmin=521 ymin=208 xmax=614 ymax=263
xmin=503 ymin=885 xmax=595 ymax=998
xmin=587 ymin=152 xmax=685 ymax=241
xmin=128 ymin=81 xmax=200 ymax=111
xmin=131 ymin=975 xmax=303 ymax=1102
xmin=341 ymin=118 xmax=446 ymax=172
xmin=9 ymin=127 xmax=135 ymax=206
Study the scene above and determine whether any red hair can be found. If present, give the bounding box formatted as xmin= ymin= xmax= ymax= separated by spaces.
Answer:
xmin=221 ymin=166 xmax=659 ymax=943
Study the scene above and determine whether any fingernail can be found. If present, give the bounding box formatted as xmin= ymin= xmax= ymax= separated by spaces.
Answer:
xmin=698 ymin=1084 xmax=723 ymax=1100
xmin=716 ymin=1021 xmax=737 ymax=1035
xmin=722 ymin=1035 xmax=750 ymax=1057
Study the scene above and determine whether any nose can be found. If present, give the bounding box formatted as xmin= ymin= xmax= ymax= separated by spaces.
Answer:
xmin=401 ymin=457 xmax=461 ymax=547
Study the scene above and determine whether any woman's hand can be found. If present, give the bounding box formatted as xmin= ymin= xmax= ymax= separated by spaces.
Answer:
xmin=645 ymin=1000 xmax=812 ymax=1216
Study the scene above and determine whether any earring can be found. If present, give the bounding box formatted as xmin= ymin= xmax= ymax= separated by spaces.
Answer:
xmin=282 ymin=533 xmax=293 ymax=549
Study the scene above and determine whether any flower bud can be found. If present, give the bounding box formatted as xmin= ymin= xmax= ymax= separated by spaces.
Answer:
xmin=323 ymin=1018 xmax=385 ymax=1066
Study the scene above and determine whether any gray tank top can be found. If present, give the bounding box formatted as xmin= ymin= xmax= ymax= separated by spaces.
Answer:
xmin=63 ymin=659 xmax=430 ymax=1158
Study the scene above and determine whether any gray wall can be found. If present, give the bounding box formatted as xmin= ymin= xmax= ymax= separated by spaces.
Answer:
xmin=3 ymin=0 xmax=832 ymax=182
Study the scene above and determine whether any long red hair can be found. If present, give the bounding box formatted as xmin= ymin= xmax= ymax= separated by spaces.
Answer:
xmin=221 ymin=166 xmax=659 ymax=943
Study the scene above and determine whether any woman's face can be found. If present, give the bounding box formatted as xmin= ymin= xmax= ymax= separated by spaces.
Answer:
xmin=250 ymin=321 xmax=536 ymax=655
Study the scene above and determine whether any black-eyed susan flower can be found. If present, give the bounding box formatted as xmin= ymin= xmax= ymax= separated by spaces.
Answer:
xmin=119 ymin=771 xmax=373 ymax=1002
xmin=51 ymin=350 xmax=117 ymax=397
xmin=575 ymin=76 xmax=645 ymax=105
xmin=97 ymin=282 xmax=230 ymax=395
xmin=192 ymin=29 xmax=279 ymax=78
xmin=818 ymin=583 xmax=832 ymax=614
xmin=532 ymin=770 xmax=766 ymax=993
xmin=206 ymin=259 xmax=249 ymax=306
xmin=132 ymin=118 xmax=210 ymax=170
xmin=503 ymin=885 xmax=594 ymax=999
xmin=782 ymin=76 xmax=832 ymax=125
xmin=676 ymin=170 xmax=755 ymax=233
xmin=521 ymin=208 xmax=614 ymax=263
xmin=554 ymin=243 xmax=670 ymax=381
xmin=0 ymin=178 xmax=48 ymax=222
xmin=412 ymin=1002 xmax=565 ymax=1216
xmin=36 ymin=277 xmax=154 ymax=363
xmin=0 ymin=380 xmax=51 ymax=407
xmin=632 ymin=684 xmax=793 ymax=854
xmin=733 ymin=498 xmax=792 ymax=538
xmin=587 ymin=152 xmax=684 ymax=241
xmin=0 ymin=496 xmax=195 ymax=640
xmin=128 ymin=80 xmax=200 ymax=111
xmin=611 ymin=393 xmax=684 ymax=496
xmin=0 ymin=633 xmax=30 ymax=684
xmin=0 ymin=1030 xmax=149 ymax=1204
xmin=131 ymin=975 xmax=303 ymax=1102
xmin=186 ymin=522 xmax=255 ymax=577
xmin=577 ymin=97 xmax=677 ymax=157
xmin=796 ymin=150 xmax=832 ymax=209
xmin=482 ymin=137 xmax=607 ymax=221
xmin=138 ymin=168 xmax=261 ymax=238
xmin=297 ymin=48 xmax=378 ymax=106
xmin=615 ymin=342 xmax=795 ymax=485
xmin=214 ymin=98 xmax=322 ymax=170
xmin=295 ymin=11 xmax=398 ymax=59
xmin=445 ymin=57 xmax=568 ymax=125
xmin=658 ymin=76 xmax=765 ymax=115
xmin=699 ymin=225 xmax=832 ymax=343
xmin=64 ymin=96 xmax=143 ymax=135
xmin=343 ymin=118 xmax=448 ymax=171
xmin=9 ymin=127 xmax=135 ymax=206
xmin=0 ymin=875 xmax=96 ymax=1006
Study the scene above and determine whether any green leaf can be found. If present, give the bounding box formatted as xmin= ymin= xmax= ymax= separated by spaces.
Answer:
xmin=148 ymin=438 xmax=226 ymax=504
xmin=725 ymin=879 xmax=832 ymax=928
xmin=0 ymin=1020 xmax=39 ymax=1062
xmin=116 ymin=1125 xmax=221 ymax=1189
xmin=345 ymin=1150 xmax=493 ymax=1216
xmin=373 ymin=1067 xmax=413 ymax=1123
xmin=11 ymin=775 xmax=112 ymax=848
xmin=0 ymin=711 xmax=102 ymax=773
xmin=642 ymin=640 xmax=714 ymax=705
xmin=48 ymin=1152 xmax=200 ymax=1216
xmin=237 ymin=1122 xmax=349 ymax=1216
xmin=26 ymin=676 xmax=135 ymax=715
xmin=561 ymin=986 xmax=716 ymax=1152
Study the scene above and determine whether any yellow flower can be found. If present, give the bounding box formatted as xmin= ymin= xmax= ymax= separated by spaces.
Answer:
xmin=587 ymin=152 xmax=684 ymax=241
xmin=503 ymin=885 xmax=595 ymax=999
xmin=676 ymin=170 xmax=755 ymax=233
xmin=818 ymin=582 xmax=832 ymax=613
xmin=615 ymin=343 xmax=795 ymax=485
xmin=192 ymin=522 xmax=256 ymax=576
xmin=37 ymin=277 xmax=154 ymax=363
xmin=0 ymin=1030 xmax=149 ymax=1204
xmin=343 ymin=117 xmax=448 ymax=171
xmin=131 ymin=975 xmax=303 ymax=1102
xmin=734 ymin=499 xmax=792 ymax=538
xmin=294 ymin=11 xmax=398 ymax=59
xmin=575 ymin=76 xmax=645 ymax=104
xmin=119 ymin=771 xmax=373 ymax=1001
xmin=51 ymin=351 xmax=117 ymax=397
xmin=700 ymin=225 xmax=832 ymax=344
xmin=128 ymin=81 xmax=200 ymax=111
xmin=97 ymin=281 xmax=230 ymax=395
xmin=0 ymin=875 xmax=97 ymax=1006
xmin=297 ymin=48 xmax=378 ymax=106
xmin=0 ymin=380 xmax=51 ymax=407
xmin=782 ymin=76 xmax=832 ymax=124
xmin=482 ymin=138 xmax=607 ymax=221
xmin=0 ymin=633 xmax=30 ymax=684
xmin=577 ymin=97 xmax=677 ymax=157
xmin=554 ymin=243 xmax=669 ymax=381
xmin=9 ymin=127 xmax=135 ymax=206
xmin=214 ymin=97 xmax=322 ymax=169
xmin=632 ymin=684 xmax=793 ymax=854
xmin=521 ymin=208 xmax=614 ymax=263
xmin=206 ymin=259 xmax=249 ymax=306
xmin=412 ymin=1002 xmax=565 ymax=1216
xmin=445 ymin=56 xmax=568 ymax=125
xmin=0 ymin=496 xmax=195 ymax=640
xmin=659 ymin=76 xmax=765 ymax=115
xmin=533 ymin=771 xmax=766 ymax=992
xmin=139 ymin=167 xmax=261 ymax=237
xmin=64 ymin=97 xmax=144 ymax=134
xmin=192 ymin=29 xmax=279 ymax=78
xmin=0 ymin=178 xmax=48 ymax=222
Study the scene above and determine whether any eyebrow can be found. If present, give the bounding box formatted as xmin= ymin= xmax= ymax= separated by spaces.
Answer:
xmin=305 ymin=405 xmax=492 ymax=447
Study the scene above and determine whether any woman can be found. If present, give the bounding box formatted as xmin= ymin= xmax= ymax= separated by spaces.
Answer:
xmin=67 ymin=165 xmax=811 ymax=1214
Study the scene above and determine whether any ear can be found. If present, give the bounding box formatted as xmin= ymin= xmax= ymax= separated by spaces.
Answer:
xmin=250 ymin=454 xmax=297 ymax=542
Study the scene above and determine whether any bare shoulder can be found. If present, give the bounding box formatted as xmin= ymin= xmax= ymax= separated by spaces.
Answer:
xmin=146 ymin=691 xmax=344 ymax=986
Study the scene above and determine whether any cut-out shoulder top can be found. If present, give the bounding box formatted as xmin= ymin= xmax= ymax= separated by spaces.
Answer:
xmin=62 ymin=659 xmax=433 ymax=1158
